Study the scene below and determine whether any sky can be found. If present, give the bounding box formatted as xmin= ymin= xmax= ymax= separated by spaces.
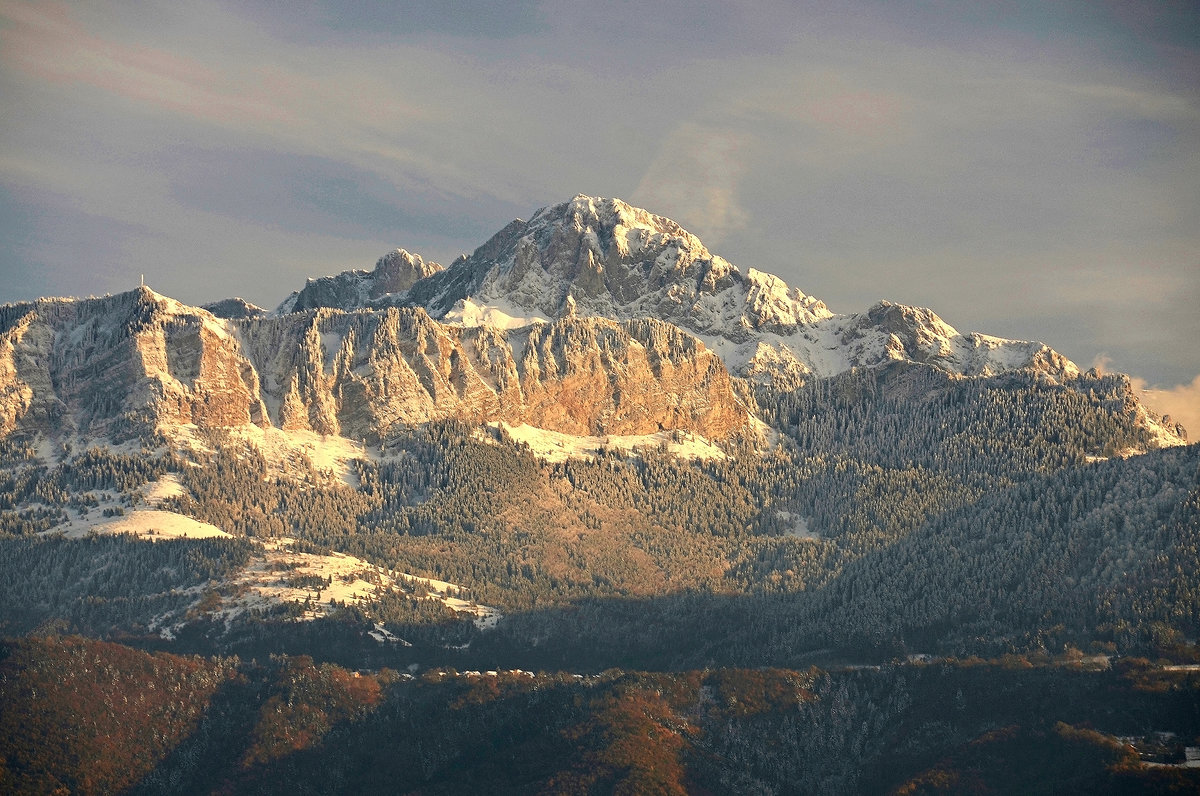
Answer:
xmin=1 ymin=0 xmax=1198 ymax=430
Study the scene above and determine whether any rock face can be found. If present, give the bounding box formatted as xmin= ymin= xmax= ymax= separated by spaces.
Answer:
xmin=236 ymin=309 xmax=747 ymax=441
xmin=271 ymin=195 xmax=1087 ymax=386
xmin=0 ymin=288 xmax=749 ymax=443
xmin=275 ymin=249 xmax=442 ymax=315
xmin=0 ymin=288 xmax=268 ymax=440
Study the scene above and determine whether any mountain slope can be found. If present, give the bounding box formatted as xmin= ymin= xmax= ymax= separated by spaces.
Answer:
xmin=270 ymin=196 xmax=1105 ymax=392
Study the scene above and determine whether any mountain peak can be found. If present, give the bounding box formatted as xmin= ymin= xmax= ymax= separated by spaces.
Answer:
xmin=397 ymin=194 xmax=832 ymax=345
xmin=269 ymin=195 xmax=1098 ymax=387
xmin=274 ymin=248 xmax=443 ymax=315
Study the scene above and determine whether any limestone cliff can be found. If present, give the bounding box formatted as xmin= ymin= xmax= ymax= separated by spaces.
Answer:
xmin=235 ymin=308 xmax=748 ymax=441
xmin=0 ymin=288 xmax=267 ymax=440
xmin=0 ymin=288 xmax=749 ymax=444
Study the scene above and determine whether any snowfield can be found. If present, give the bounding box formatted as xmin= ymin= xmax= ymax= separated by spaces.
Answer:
xmin=54 ymin=508 xmax=230 ymax=540
xmin=29 ymin=469 xmax=501 ymax=636
xmin=491 ymin=421 xmax=727 ymax=463
xmin=204 ymin=538 xmax=502 ymax=631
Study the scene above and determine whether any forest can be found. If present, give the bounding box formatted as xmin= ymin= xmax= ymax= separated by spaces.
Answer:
xmin=1 ymin=635 xmax=1197 ymax=794
xmin=0 ymin=363 xmax=1197 ymax=669
xmin=1 ymin=362 xmax=1199 ymax=792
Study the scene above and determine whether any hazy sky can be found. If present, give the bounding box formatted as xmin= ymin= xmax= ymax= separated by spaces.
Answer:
xmin=2 ymin=1 xmax=1198 ymax=424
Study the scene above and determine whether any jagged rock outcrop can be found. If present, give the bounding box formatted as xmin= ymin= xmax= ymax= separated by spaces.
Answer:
xmin=0 ymin=288 xmax=268 ymax=439
xmin=235 ymin=309 xmax=747 ymax=441
xmin=275 ymin=249 xmax=442 ymax=315
xmin=0 ymin=289 xmax=749 ymax=443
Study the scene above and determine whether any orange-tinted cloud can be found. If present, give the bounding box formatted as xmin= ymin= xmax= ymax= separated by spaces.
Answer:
xmin=1135 ymin=374 xmax=1200 ymax=442
xmin=0 ymin=1 xmax=287 ymax=125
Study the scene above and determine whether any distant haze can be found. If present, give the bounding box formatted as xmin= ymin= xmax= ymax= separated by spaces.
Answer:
xmin=1 ymin=0 xmax=1197 ymax=424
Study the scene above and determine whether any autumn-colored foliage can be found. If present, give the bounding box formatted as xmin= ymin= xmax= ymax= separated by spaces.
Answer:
xmin=707 ymin=667 xmax=813 ymax=717
xmin=241 ymin=654 xmax=384 ymax=767
xmin=0 ymin=635 xmax=230 ymax=795
xmin=550 ymin=683 xmax=692 ymax=795
xmin=1 ymin=637 xmax=1196 ymax=794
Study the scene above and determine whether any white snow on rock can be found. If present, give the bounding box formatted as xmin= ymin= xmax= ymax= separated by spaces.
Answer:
xmin=442 ymin=296 xmax=550 ymax=330
xmin=491 ymin=421 xmax=727 ymax=463
xmin=166 ymin=423 xmax=369 ymax=485
xmin=51 ymin=508 xmax=230 ymax=540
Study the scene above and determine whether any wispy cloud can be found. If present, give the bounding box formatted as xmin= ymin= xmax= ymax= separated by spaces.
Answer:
xmin=1135 ymin=375 xmax=1200 ymax=441
xmin=0 ymin=1 xmax=293 ymax=125
xmin=632 ymin=123 xmax=750 ymax=246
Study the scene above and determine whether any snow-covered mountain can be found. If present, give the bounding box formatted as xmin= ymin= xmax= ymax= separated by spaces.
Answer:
xmin=0 ymin=286 xmax=749 ymax=446
xmin=0 ymin=194 xmax=1186 ymax=453
xmin=275 ymin=249 xmax=442 ymax=316
xmin=275 ymin=195 xmax=1081 ymax=387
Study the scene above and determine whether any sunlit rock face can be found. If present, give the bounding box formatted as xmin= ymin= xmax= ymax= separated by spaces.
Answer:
xmin=0 ymin=289 xmax=751 ymax=443
xmin=0 ymin=195 xmax=1182 ymax=449
xmin=0 ymin=288 xmax=269 ymax=440
xmin=236 ymin=308 xmax=749 ymax=441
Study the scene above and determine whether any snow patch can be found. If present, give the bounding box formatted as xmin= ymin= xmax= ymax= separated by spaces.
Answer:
xmin=143 ymin=473 xmax=185 ymax=505
xmin=50 ymin=508 xmax=229 ymax=540
xmin=493 ymin=421 xmax=726 ymax=463
xmin=442 ymin=296 xmax=549 ymax=330
xmin=776 ymin=510 xmax=820 ymax=540
xmin=167 ymin=424 xmax=369 ymax=485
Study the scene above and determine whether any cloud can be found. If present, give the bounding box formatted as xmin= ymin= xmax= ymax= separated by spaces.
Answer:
xmin=0 ymin=0 xmax=1197 ymax=391
xmin=631 ymin=123 xmax=750 ymax=246
xmin=1095 ymin=355 xmax=1200 ymax=441
xmin=0 ymin=1 xmax=291 ymax=126
xmin=1134 ymin=374 xmax=1200 ymax=441
xmin=1090 ymin=354 xmax=1116 ymax=374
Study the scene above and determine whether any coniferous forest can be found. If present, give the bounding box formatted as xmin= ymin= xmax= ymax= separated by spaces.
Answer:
xmin=2 ymin=362 xmax=1199 ymax=793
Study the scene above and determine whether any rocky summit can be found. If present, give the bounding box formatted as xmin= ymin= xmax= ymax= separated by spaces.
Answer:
xmin=0 ymin=195 xmax=1185 ymax=449
xmin=2 ymin=196 xmax=1197 ymax=796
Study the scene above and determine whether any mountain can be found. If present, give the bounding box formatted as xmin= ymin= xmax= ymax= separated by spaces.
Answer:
xmin=0 ymin=287 xmax=748 ymax=447
xmin=202 ymin=297 xmax=267 ymax=319
xmin=277 ymin=195 xmax=1088 ymax=390
xmin=2 ymin=193 xmax=1198 ymax=794
xmin=2 ymin=194 xmax=1182 ymax=450
xmin=274 ymin=248 xmax=443 ymax=315
xmin=0 ymin=289 xmax=269 ymax=440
